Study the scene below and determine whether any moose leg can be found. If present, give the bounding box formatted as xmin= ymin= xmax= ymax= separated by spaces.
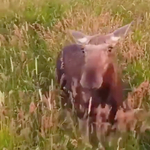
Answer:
xmin=60 ymin=89 xmax=71 ymax=108
xmin=108 ymin=101 xmax=117 ymax=125
xmin=78 ymin=117 xmax=90 ymax=143
xmin=89 ymin=117 xmax=99 ymax=147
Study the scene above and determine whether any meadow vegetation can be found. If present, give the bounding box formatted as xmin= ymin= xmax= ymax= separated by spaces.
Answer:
xmin=0 ymin=0 xmax=150 ymax=149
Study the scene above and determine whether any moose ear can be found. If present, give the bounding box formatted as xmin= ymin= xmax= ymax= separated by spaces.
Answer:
xmin=106 ymin=21 xmax=133 ymax=45
xmin=69 ymin=30 xmax=91 ymax=44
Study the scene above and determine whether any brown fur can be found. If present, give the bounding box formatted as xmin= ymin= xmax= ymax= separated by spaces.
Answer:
xmin=56 ymin=43 xmax=123 ymax=124
xmin=56 ymin=22 xmax=132 ymax=142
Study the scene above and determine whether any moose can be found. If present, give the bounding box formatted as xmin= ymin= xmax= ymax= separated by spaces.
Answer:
xmin=56 ymin=22 xmax=133 ymax=142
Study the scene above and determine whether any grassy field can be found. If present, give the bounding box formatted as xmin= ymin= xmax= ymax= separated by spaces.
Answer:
xmin=0 ymin=0 xmax=150 ymax=149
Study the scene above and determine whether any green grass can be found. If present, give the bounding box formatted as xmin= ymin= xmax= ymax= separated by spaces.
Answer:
xmin=0 ymin=0 xmax=150 ymax=149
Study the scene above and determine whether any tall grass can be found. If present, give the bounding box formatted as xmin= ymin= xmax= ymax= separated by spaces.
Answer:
xmin=0 ymin=0 xmax=150 ymax=149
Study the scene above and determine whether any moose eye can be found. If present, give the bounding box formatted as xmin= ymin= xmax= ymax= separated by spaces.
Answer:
xmin=81 ymin=45 xmax=85 ymax=54
xmin=108 ymin=46 xmax=113 ymax=52
xmin=82 ymin=50 xmax=85 ymax=54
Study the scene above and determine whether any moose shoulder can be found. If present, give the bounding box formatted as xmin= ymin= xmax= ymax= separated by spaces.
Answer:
xmin=56 ymin=22 xmax=133 ymax=141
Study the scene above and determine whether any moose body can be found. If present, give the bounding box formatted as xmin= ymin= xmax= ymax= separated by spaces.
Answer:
xmin=56 ymin=22 xmax=133 ymax=141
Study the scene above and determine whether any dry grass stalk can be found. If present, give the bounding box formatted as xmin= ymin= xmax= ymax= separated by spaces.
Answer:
xmin=41 ymin=115 xmax=53 ymax=136
xmin=17 ymin=109 xmax=24 ymax=121
xmin=42 ymin=89 xmax=57 ymax=110
xmin=96 ymin=105 xmax=112 ymax=137
xmin=96 ymin=102 xmax=150 ymax=139
xmin=127 ymin=81 xmax=150 ymax=109
xmin=115 ymin=108 xmax=137 ymax=132
xmin=120 ymin=40 xmax=145 ymax=63
xmin=29 ymin=102 xmax=37 ymax=114
xmin=9 ymin=24 xmax=28 ymax=48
